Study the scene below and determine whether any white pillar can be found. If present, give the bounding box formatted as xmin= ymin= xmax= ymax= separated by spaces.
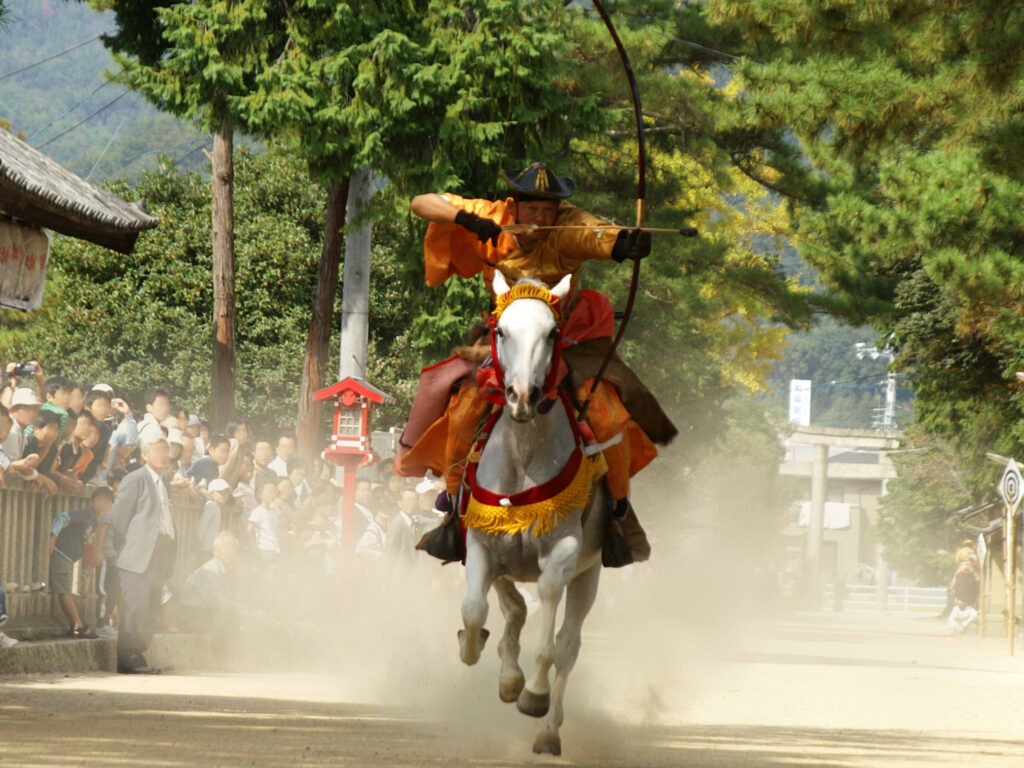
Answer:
xmin=340 ymin=166 xmax=373 ymax=380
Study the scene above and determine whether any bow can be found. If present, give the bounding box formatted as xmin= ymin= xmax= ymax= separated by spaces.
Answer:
xmin=576 ymin=0 xmax=649 ymax=424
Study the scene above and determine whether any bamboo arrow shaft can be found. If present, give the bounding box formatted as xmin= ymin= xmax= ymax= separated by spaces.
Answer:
xmin=502 ymin=224 xmax=698 ymax=236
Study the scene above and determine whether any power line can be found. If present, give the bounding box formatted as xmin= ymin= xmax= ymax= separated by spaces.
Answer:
xmin=650 ymin=29 xmax=740 ymax=62
xmin=28 ymin=70 xmax=124 ymax=143
xmin=72 ymin=137 xmax=210 ymax=175
xmin=37 ymin=90 xmax=130 ymax=150
xmin=0 ymin=35 xmax=102 ymax=81
xmin=85 ymin=111 xmax=131 ymax=181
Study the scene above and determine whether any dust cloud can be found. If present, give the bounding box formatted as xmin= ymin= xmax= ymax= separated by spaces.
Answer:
xmin=202 ymin=432 xmax=789 ymax=755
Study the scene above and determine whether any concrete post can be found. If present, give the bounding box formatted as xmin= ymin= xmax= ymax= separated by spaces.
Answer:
xmin=806 ymin=443 xmax=828 ymax=607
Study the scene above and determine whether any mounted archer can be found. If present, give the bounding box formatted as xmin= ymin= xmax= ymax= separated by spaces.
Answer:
xmin=398 ymin=161 xmax=677 ymax=567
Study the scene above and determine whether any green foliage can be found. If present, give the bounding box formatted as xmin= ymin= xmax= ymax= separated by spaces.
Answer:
xmin=0 ymin=145 xmax=424 ymax=434
xmin=704 ymin=0 xmax=1024 ymax=573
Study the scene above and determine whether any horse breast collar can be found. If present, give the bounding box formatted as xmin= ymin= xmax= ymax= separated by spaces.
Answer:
xmin=463 ymin=392 xmax=606 ymax=538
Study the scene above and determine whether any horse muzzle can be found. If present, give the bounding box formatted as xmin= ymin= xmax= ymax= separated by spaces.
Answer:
xmin=506 ymin=384 xmax=541 ymax=422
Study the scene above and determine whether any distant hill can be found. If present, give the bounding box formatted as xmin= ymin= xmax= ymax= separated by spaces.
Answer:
xmin=0 ymin=0 xmax=211 ymax=182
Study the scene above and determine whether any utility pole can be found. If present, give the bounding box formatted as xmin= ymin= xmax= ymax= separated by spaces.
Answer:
xmin=854 ymin=342 xmax=897 ymax=429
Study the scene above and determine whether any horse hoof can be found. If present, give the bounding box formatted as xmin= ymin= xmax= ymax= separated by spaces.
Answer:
xmin=458 ymin=628 xmax=490 ymax=666
xmin=516 ymin=688 xmax=550 ymax=718
xmin=499 ymin=673 xmax=526 ymax=703
xmin=533 ymin=731 xmax=561 ymax=756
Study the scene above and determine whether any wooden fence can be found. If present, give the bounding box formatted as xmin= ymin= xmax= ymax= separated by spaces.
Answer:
xmin=0 ymin=475 xmax=245 ymax=624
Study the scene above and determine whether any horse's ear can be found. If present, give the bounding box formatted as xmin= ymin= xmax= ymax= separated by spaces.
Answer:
xmin=493 ymin=270 xmax=511 ymax=297
xmin=551 ymin=273 xmax=572 ymax=301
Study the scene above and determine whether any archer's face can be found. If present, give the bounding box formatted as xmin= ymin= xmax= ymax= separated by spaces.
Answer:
xmin=514 ymin=200 xmax=559 ymax=249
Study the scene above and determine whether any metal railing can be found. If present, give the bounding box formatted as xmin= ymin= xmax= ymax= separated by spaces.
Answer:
xmin=822 ymin=584 xmax=947 ymax=613
xmin=0 ymin=475 xmax=244 ymax=622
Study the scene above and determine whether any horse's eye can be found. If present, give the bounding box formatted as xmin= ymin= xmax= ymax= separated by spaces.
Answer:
xmin=548 ymin=328 xmax=559 ymax=340
xmin=494 ymin=327 xmax=504 ymax=338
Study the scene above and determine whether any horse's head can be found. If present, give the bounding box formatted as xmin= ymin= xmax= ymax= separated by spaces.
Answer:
xmin=491 ymin=271 xmax=572 ymax=422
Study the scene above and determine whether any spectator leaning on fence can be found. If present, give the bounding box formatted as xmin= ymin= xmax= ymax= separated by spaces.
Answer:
xmin=81 ymin=389 xmax=113 ymax=482
xmin=187 ymin=434 xmax=229 ymax=487
xmin=49 ymin=486 xmax=115 ymax=639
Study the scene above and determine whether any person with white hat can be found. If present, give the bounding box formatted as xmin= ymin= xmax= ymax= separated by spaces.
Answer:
xmin=1 ymin=388 xmax=43 ymax=481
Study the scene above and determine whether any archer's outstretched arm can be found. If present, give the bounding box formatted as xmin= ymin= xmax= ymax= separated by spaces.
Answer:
xmin=411 ymin=194 xmax=460 ymax=223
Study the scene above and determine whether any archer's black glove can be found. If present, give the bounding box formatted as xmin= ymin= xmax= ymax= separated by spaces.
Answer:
xmin=611 ymin=228 xmax=652 ymax=263
xmin=455 ymin=210 xmax=502 ymax=247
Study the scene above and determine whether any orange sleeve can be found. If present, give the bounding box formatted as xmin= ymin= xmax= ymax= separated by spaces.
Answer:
xmin=423 ymin=194 xmax=517 ymax=287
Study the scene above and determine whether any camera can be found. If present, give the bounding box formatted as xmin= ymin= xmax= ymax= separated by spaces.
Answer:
xmin=8 ymin=362 xmax=37 ymax=376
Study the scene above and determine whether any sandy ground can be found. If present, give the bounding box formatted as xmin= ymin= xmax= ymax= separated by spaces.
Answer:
xmin=2 ymin=601 xmax=1023 ymax=768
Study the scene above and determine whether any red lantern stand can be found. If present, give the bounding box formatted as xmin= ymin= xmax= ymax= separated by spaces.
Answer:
xmin=314 ymin=377 xmax=395 ymax=551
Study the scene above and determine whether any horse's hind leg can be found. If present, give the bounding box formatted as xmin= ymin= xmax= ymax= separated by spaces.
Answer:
xmin=459 ymin=532 xmax=495 ymax=666
xmin=533 ymin=562 xmax=601 ymax=756
xmin=493 ymin=577 xmax=527 ymax=703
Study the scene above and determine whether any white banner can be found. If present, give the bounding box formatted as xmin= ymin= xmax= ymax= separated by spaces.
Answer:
xmin=0 ymin=220 xmax=51 ymax=311
xmin=789 ymin=378 xmax=812 ymax=426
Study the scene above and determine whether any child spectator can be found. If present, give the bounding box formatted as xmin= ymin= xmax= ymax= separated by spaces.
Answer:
xmin=252 ymin=439 xmax=277 ymax=492
xmin=81 ymin=389 xmax=113 ymax=482
xmin=68 ymin=380 xmax=85 ymax=415
xmin=49 ymin=487 xmax=115 ymax=639
xmin=185 ymin=415 xmax=205 ymax=458
xmin=197 ymin=478 xmax=232 ymax=567
xmin=187 ymin=434 xmax=229 ymax=486
xmin=57 ymin=411 xmax=102 ymax=482
xmin=248 ymin=482 xmax=286 ymax=562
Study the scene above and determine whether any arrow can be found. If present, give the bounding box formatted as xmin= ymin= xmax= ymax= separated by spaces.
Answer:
xmin=502 ymin=223 xmax=698 ymax=237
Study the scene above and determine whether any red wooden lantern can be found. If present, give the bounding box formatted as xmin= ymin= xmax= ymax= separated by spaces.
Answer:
xmin=315 ymin=377 xmax=395 ymax=551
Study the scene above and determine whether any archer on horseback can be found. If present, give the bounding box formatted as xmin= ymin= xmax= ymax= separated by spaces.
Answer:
xmin=398 ymin=161 xmax=677 ymax=567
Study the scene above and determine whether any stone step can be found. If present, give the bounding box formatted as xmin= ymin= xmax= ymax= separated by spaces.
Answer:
xmin=0 ymin=632 xmax=217 ymax=676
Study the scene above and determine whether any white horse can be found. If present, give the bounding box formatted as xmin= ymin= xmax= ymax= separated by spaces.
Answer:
xmin=458 ymin=272 xmax=608 ymax=756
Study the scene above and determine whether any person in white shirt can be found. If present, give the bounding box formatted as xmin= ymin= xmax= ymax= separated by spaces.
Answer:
xmin=248 ymin=482 xmax=286 ymax=561
xmin=948 ymin=600 xmax=979 ymax=634
xmin=267 ymin=433 xmax=297 ymax=478
xmin=137 ymin=387 xmax=172 ymax=448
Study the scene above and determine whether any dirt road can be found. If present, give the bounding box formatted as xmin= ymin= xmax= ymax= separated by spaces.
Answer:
xmin=2 ymin=607 xmax=1023 ymax=767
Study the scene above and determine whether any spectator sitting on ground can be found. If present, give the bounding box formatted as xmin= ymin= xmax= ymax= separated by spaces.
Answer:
xmin=178 ymin=531 xmax=247 ymax=635
xmin=1 ymin=388 xmax=42 ymax=474
xmin=252 ymin=439 xmax=277 ymax=493
xmin=275 ymin=476 xmax=297 ymax=519
xmin=249 ymin=482 xmax=286 ymax=562
xmin=268 ymin=433 xmax=297 ymax=478
xmin=187 ymin=434 xmax=229 ymax=486
xmin=0 ymin=584 xmax=17 ymax=648
xmin=197 ymin=478 xmax=232 ymax=568
xmin=138 ymin=387 xmax=171 ymax=447
xmin=49 ymin=486 xmax=115 ymax=639
xmin=948 ymin=599 xmax=978 ymax=634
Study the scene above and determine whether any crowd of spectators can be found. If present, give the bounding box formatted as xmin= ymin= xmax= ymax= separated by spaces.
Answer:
xmin=0 ymin=361 xmax=444 ymax=648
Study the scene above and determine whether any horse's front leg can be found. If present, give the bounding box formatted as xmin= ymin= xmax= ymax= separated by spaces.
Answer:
xmin=493 ymin=576 xmax=528 ymax=703
xmin=518 ymin=532 xmax=579 ymax=718
xmin=533 ymin=562 xmax=601 ymax=756
xmin=459 ymin=531 xmax=496 ymax=666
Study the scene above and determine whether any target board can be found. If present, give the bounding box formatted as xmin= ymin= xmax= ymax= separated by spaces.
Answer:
xmin=999 ymin=459 xmax=1023 ymax=513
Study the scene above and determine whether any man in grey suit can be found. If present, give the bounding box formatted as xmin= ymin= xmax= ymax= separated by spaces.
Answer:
xmin=107 ymin=435 xmax=176 ymax=674
xmin=384 ymin=488 xmax=418 ymax=572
